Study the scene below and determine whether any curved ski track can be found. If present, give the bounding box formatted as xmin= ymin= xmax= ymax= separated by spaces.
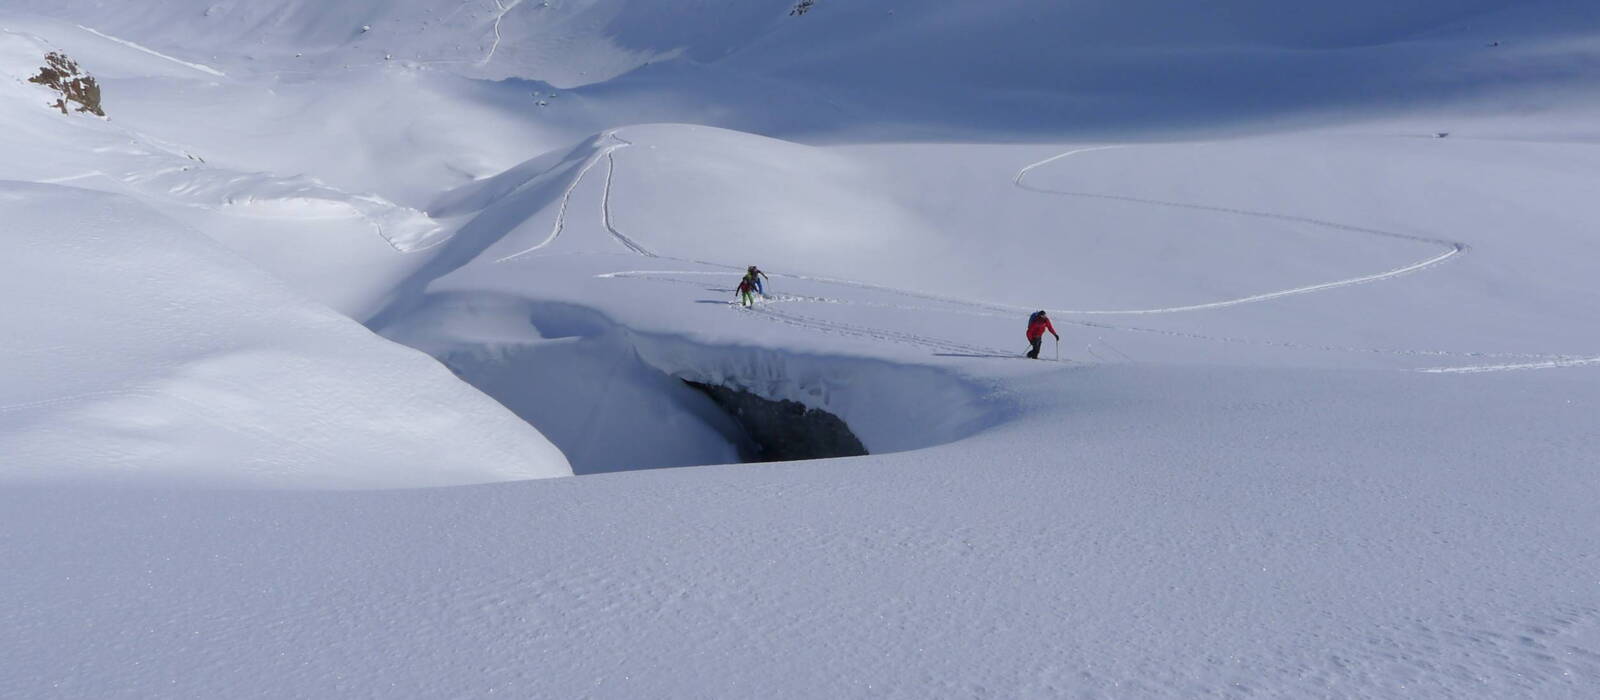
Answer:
xmin=493 ymin=132 xmax=645 ymax=263
xmin=482 ymin=0 xmax=523 ymax=67
xmin=600 ymin=136 xmax=657 ymax=258
xmin=599 ymin=269 xmax=1596 ymax=369
xmin=569 ymin=140 xmax=1591 ymax=373
xmin=1014 ymin=146 xmax=1467 ymax=315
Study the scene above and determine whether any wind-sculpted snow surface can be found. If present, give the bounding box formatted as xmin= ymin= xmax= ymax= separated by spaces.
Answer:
xmin=2 ymin=0 xmax=1600 ymax=697
xmin=0 ymin=23 xmax=471 ymax=315
xmin=0 ymin=183 xmax=570 ymax=487
xmin=6 ymin=366 xmax=1600 ymax=697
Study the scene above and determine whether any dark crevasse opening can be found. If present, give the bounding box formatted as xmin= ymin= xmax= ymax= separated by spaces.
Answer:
xmin=682 ymin=380 xmax=867 ymax=462
xmin=380 ymin=294 xmax=999 ymax=475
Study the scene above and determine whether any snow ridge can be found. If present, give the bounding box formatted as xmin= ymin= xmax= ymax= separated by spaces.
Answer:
xmin=494 ymin=132 xmax=633 ymax=262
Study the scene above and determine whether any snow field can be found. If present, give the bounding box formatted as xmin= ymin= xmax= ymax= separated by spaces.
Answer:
xmin=5 ymin=364 xmax=1599 ymax=697
xmin=0 ymin=181 xmax=569 ymax=487
xmin=0 ymin=0 xmax=1599 ymax=697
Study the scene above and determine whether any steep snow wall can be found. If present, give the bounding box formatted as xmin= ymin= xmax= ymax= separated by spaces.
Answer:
xmin=628 ymin=328 xmax=997 ymax=457
xmin=382 ymin=293 xmax=999 ymax=473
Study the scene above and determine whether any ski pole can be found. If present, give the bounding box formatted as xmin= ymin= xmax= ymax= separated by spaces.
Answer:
xmin=1054 ymin=336 xmax=1060 ymax=362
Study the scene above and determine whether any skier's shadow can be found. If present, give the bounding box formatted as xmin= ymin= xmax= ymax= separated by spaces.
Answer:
xmin=932 ymin=352 xmax=1022 ymax=359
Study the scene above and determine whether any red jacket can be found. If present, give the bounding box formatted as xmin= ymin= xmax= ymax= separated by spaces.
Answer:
xmin=1026 ymin=315 xmax=1056 ymax=340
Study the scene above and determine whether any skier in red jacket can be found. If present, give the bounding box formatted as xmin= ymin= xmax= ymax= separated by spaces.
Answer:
xmin=1025 ymin=310 xmax=1058 ymax=359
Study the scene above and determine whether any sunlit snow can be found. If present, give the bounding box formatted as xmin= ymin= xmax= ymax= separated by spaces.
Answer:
xmin=3 ymin=1 xmax=1599 ymax=697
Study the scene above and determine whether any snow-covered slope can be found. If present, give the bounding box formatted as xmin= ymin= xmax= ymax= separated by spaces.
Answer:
xmin=0 ymin=181 xmax=569 ymax=487
xmin=9 ymin=0 xmax=1600 ymax=135
xmin=7 ymin=365 xmax=1600 ymax=696
xmin=2 ymin=0 xmax=1599 ymax=697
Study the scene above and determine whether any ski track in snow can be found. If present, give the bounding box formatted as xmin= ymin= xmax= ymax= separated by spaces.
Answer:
xmin=36 ymin=171 xmax=111 ymax=185
xmin=1014 ymin=146 xmax=1468 ymax=315
xmin=0 ymin=389 xmax=152 ymax=414
xmin=493 ymin=132 xmax=633 ymax=263
xmin=1419 ymin=355 xmax=1600 ymax=374
xmin=579 ymin=143 xmax=1591 ymax=373
xmin=27 ymin=112 xmax=439 ymax=255
xmin=748 ymin=304 xmax=1014 ymax=357
xmin=76 ymin=25 xmax=227 ymax=77
xmin=598 ymin=269 xmax=1586 ymax=368
xmin=481 ymin=0 xmax=523 ymax=67
xmin=600 ymin=136 xmax=657 ymax=258
xmin=597 ymin=271 xmax=1027 ymax=357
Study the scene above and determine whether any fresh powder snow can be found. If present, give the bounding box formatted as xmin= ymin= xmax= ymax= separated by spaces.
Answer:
xmin=2 ymin=1 xmax=1599 ymax=697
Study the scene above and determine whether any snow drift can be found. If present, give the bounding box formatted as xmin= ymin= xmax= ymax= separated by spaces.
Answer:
xmin=1 ymin=0 xmax=1599 ymax=697
xmin=383 ymin=292 xmax=999 ymax=473
xmin=0 ymin=182 xmax=570 ymax=488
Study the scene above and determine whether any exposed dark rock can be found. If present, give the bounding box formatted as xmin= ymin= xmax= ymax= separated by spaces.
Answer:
xmin=684 ymin=380 xmax=867 ymax=462
xmin=29 ymin=51 xmax=104 ymax=117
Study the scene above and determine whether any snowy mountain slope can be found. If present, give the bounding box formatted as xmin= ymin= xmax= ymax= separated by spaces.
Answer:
xmin=0 ymin=13 xmax=562 ymax=209
xmin=0 ymin=0 xmax=1599 ymax=697
xmin=0 ymin=23 xmax=458 ymax=316
xmin=379 ymin=282 xmax=1003 ymax=473
xmin=6 ymin=363 xmax=1600 ymax=697
xmin=8 ymin=0 xmax=1599 ymax=136
xmin=1 ymin=2 xmax=1593 ymax=471
xmin=0 ymin=181 xmax=570 ymax=487
xmin=344 ymin=112 xmax=1600 ymax=485
xmin=382 ymin=293 xmax=754 ymax=473
xmin=373 ymin=119 xmax=1600 ymax=373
